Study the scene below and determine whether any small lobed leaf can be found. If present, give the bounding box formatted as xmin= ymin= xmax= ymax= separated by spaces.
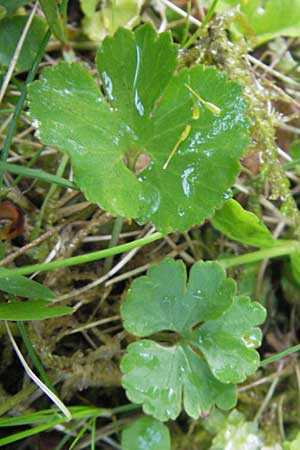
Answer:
xmin=0 ymin=275 xmax=55 ymax=299
xmin=0 ymin=300 xmax=72 ymax=320
xmin=121 ymin=416 xmax=171 ymax=450
xmin=121 ymin=259 xmax=235 ymax=337
xmin=28 ymin=24 xmax=249 ymax=232
xmin=121 ymin=259 xmax=265 ymax=421
xmin=121 ymin=340 xmax=236 ymax=421
xmin=192 ymin=295 xmax=266 ymax=383
xmin=211 ymin=198 xmax=276 ymax=248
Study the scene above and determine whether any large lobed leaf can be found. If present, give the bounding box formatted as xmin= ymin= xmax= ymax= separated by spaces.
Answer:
xmin=121 ymin=260 xmax=266 ymax=421
xmin=28 ymin=24 xmax=249 ymax=232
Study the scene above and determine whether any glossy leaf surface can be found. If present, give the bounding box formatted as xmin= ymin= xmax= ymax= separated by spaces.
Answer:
xmin=122 ymin=340 xmax=236 ymax=421
xmin=0 ymin=300 xmax=72 ymax=320
xmin=0 ymin=275 xmax=55 ymax=299
xmin=212 ymin=199 xmax=276 ymax=248
xmin=28 ymin=24 xmax=249 ymax=232
xmin=121 ymin=259 xmax=265 ymax=421
xmin=122 ymin=259 xmax=235 ymax=336
xmin=121 ymin=416 xmax=171 ymax=450
xmin=0 ymin=16 xmax=47 ymax=73
xmin=192 ymin=295 xmax=266 ymax=383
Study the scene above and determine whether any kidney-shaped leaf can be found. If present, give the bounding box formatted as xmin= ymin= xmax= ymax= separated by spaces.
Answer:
xmin=28 ymin=24 xmax=249 ymax=232
xmin=121 ymin=415 xmax=171 ymax=450
xmin=121 ymin=260 xmax=265 ymax=421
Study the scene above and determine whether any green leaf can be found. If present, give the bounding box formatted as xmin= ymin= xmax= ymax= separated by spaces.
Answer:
xmin=0 ymin=0 xmax=30 ymax=16
xmin=28 ymin=24 xmax=249 ymax=232
xmin=290 ymin=253 xmax=300 ymax=286
xmin=80 ymin=0 xmax=140 ymax=40
xmin=0 ymin=300 xmax=72 ymax=320
xmin=211 ymin=199 xmax=276 ymax=248
xmin=192 ymin=295 xmax=266 ymax=383
xmin=80 ymin=0 xmax=98 ymax=17
xmin=122 ymin=259 xmax=235 ymax=336
xmin=121 ymin=340 xmax=236 ymax=421
xmin=0 ymin=6 xmax=6 ymax=20
xmin=289 ymin=140 xmax=300 ymax=160
xmin=39 ymin=0 xmax=66 ymax=43
xmin=219 ymin=0 xmax=300 ymax=45
xmin=121 ymin=416 xmax=171 ymax=450
xmin=0 ymin=16 xmax=47 ymax=73
xmin=121 ymin=259 xmax=265 ymax=421
xmin=284 ymin=432 xmax=300 ymax=450
xmin=0 ymin=275 xmax=55 ymax=299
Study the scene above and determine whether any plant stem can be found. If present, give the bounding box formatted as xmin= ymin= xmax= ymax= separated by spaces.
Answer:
xmin=0 ymin=383 xmax=36 ymax=416
xmin=183 ymin=0 xmax=220 ymax=48
xmin=0 ymin=232 xmax=164 ymax=277
xmin=0 ymin=29 xmax=51 ymax=187
xmin=11 ymin=146 xmax=45 ymax=188
xmin=31 ymin=154 xmax=69 ymax=240
xmin=260 ymin=344 xmax=300 ymax=367
xmin=103 ymin=216 xmax=123 ymax=273
xmin=0 ymin=2 xmax=39 ymax=105
xmin=0 ymin=161 xmax=77 ymax=191
xmin=218 ymin=240 xmax=300 ymax=269
xmin=1 ymin=236 xmax=298 ymax=279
